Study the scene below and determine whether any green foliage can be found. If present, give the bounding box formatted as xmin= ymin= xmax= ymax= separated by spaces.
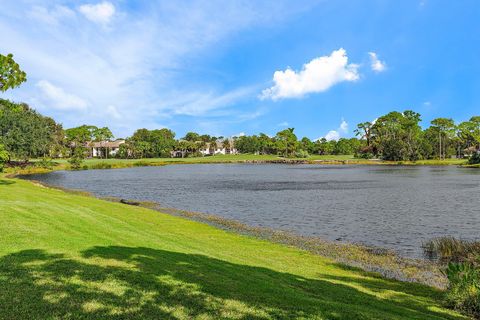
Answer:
xmin=0 ymin=53 xmax=27 ymax=92
xmin=68 ymin=147 xmax=85 ymax=170
xmin=0 ymin=99 xmax=63 ymax=160
xmin=275 ymin=128 xmax=298 ymax=157
xmin=0 ymin=144 xmax=9 ymax=172
xmin=126 ymin=128 xmax=176 ymax=158
xmin=444 ymin=262 xmax=480 ymax=318
xmin=423 ymin=237 xmax=480 ymax=318
xmin=294 ymin=149 xmax=309 ymax=158
xmin=35 ymin=157 xmax=55 ymax=170
xmin=369 ymin=110 xmax=423 ymax=161
xmin=469 ymin=152 xmax=480 ymax=164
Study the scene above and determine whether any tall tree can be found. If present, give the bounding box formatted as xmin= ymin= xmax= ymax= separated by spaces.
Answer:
xmin=354 ymin=122 xmax=373 ymax=147
xmin=0 ymin=100 xmax=60 ymax=160
xmin=0 ymin=53 xmax=27 ymax=92
xmin=275 ymin=128 xmax=297 ymax=157
xmin=430 ymin=118 xmax=455 ymax=160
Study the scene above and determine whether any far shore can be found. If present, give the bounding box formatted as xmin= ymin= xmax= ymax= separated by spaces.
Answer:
xmin=6 ymin=154 xmax=472 ymax=175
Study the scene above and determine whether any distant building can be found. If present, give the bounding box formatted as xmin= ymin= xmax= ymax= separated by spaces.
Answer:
xmin=88 ymin=139 xmax=125 ymax=158
xmin=171 ymin=138 xmax=238 ymax=158
xmin=201 ymin=139 xmax=238 ymax=156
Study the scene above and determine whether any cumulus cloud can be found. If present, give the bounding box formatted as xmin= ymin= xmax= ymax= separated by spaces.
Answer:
xmin=36 ymin=80 xmax=88 ymax=111
xmin=339 ymin=119 xmax=348 ymax=133
xmin=368 ymin=52 xmax=386 ymax=72
xmin=1 ymin=1 xmax=318 ymax=136
xmin=78 ymin=1 xmax=115 ymax=25
xmin=322 ymin=119 xmax=349 ymax=141
xmin=261 ymin=48 xmax=360 ymax=100
xmin=324 ymin=130 xmax=340 ymax=141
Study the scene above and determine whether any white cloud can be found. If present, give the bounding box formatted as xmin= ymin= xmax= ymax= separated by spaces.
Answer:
xmin=1 ymin=1 xmax=318 ymax=136
xmin=36 ymin=80 xmax=88 ymax=111
xmin=28 ymin=5 xmax=75 ymax=25
xmin=168 ymin=86 xmax=256 ymax=116
xmin=339 ymin=119 xmax=348 ymax=133
xmin=232 ymin=132 xmax=245 ymax=137
xmin=261 ymin=48 xmax=360 ymax=100
xmin=78 ymin=1 xmax=115 ymax=25
xmin=324 ymin=130 xmax=340 ymax=141
xmin=368 ymin=52 xmax=386 ymax=73
xmin=277 ymin=121 xmax=289 ymax=127
xmin=322 ymin=118 xmax=349 ymax=141
xmin=106 ymin=105 xmax=121 ymax=119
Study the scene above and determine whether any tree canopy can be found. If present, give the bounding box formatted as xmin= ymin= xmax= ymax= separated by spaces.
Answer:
xmin=0 ymin=54 xmax=27 ymax=92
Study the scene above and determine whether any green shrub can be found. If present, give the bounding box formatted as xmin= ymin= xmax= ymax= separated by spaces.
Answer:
xmin=423 ymin=237 xmax=480 ymax=264
xmin=424 ymin=237 xmax=480 ymax=317
xmin=444 ymin=262 xmax=480 ymax=318
xmin=0 ymin=144 xmax=9 ymax=172
xmin=35 ymin=157 xmax=54 ymax=169
xmin=68 ymin=156 xmax=83 ymax=170
xmin=90 ymin=163 xmax=112 ymax=170
xmin=356 ymin=152 xmax=374 ymax=159
xmin=469 ymin=152 xmax=480 ymax=165
xmin=294 ymin=150 xmax=309 ymax=158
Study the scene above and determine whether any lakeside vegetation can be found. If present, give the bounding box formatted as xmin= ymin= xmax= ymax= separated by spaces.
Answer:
xmin=0 ymin=174 xmax=466 ymax=319
xmin=1 ymin=54 xmax=479 ymax=170
xmin=2 ymin=52 xmax=480 ymax=319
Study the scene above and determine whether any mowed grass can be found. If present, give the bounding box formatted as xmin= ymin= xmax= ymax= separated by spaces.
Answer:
xmin=35 ymin=154 xmax=468 ymax=172
xmin=0 ymin=177 xmax=466 ymax=320
xmin=53 ymin=154 xmax=357 ymax=166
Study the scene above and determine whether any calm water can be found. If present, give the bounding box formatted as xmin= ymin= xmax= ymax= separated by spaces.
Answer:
xmin=25 ymin=164 xmax=480 ymax=258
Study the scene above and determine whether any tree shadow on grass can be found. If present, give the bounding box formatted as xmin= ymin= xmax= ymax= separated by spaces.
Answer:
xmin=0 ymin=247 xmax=462 ymax=320
xmin=0 ymin=179 xmax=15 ymax=185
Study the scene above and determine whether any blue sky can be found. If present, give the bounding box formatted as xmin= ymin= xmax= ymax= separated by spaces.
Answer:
xmin=1 ymin=0 xmax=479 ymax=140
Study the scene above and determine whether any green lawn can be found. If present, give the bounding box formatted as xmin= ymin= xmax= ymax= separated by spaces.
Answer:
xmin=0 ymin=176 xmax=465 ymax=319
xmin=53 ymin=154 xmax=356 ymax=165
xmin=36 ymin=154 xmax=468 ymax=172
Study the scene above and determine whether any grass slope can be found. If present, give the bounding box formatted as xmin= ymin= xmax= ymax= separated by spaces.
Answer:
xmin=0 ymin=177 xmax=465 ymax=319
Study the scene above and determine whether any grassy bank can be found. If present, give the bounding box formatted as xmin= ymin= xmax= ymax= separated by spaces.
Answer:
xmin=12 ymin=154 xmax=469 ymax=173
xmin=0 ymin=175 xmax=465 ymax=319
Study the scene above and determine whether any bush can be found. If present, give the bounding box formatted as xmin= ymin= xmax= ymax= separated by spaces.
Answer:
xmin=0 ymin=144 xmax=9 ymax=172
xmin=423 ymin=237 xmax=480 ymax=264
xmin=68 ymin=156 xmax=84 ymax=170
xmin=444 ymin=262 xmax=480 ymax=318
xmin=294 ymin=150 xmax=309 ymax=158
xmin=469 ymin=152 xmax=480 ymax=165
xmin=424 ymin=237 xmax=480 ymax=318
xmin=355 ymin=152 xmax=374 ymax=159
xmin=90 ymin=163 xmax=112 ymax=170
xmin=35 ymin=157 xmax=54 ymax=169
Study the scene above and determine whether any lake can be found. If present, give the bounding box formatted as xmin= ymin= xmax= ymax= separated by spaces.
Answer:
xmin=25 ymin=164 xmax=480 ymax=258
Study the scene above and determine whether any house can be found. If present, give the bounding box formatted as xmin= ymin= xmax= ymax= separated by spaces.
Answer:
xmin=201 ymin=139 xmax=237 ymax=156
xmin=171 ymin=138 xmax=238 ymax=158
xmin=88 ymin=139 xmax=125 ymax=158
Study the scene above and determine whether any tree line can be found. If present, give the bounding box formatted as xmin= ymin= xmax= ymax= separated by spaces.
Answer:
xmin=1 ymin=53 xmax=480 ymax=171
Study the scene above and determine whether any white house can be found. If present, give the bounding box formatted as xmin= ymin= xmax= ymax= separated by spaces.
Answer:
xmin=200 ymin=139 xmax=237 ymax=156
xmin=88 ymin=139 xmax=125 ymax=158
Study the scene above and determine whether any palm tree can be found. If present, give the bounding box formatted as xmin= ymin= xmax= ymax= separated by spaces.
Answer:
xmin=209 ymin=140 xmax=217 ymax=155
xmin=354 ymin=122 xmax=372 ymax=147
xmin=223 ymin=138 xmax=231 ymax=154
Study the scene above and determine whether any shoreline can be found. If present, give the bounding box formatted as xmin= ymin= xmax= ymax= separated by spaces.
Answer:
xmin=5 ymin=154 xmax=472 ymax=177
xmin=15 ymin=169 xmax=447 ymax=289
